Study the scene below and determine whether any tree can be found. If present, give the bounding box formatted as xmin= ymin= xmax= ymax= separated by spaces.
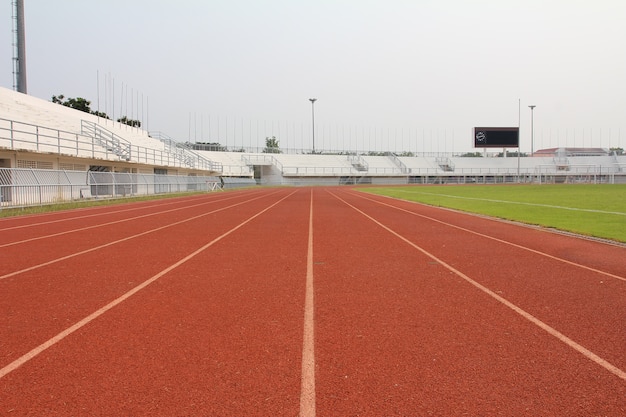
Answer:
xmin=52 ymin=94 xmax=110 ymax=119
xmin=92 ymin=111 xmax=110 ymax=119
xmin=263 ymin=136 xmax=281 ymax=154
xmin=52 ymin=94 xmax=92 ymax=113
xmin=117 ymin=116 xmax=141 ymax=128
xmin=610 ymin=147 xmax=624 ymax=155
xmin=460 ymin=152 xmax=483 ymax=157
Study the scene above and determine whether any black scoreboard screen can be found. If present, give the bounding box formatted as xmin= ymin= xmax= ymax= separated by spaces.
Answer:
xmin=473 ymin=127 xmax=519 ymax=148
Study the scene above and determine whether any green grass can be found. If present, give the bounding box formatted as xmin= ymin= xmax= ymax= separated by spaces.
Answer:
xmin=360 ymin=184 xmax=626 ymax=243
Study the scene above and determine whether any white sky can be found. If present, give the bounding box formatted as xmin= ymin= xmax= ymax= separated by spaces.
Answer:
xmin=1 ymin=0 xmax=625 ymax=153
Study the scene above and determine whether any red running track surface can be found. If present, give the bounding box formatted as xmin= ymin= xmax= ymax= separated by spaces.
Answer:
xmin=0 ymin=187 xmax=624 ymax=416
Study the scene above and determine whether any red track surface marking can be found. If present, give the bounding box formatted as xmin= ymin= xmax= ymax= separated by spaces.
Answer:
xmin=0 ymin=191 xmax=284 ymax=368
xmin=0 ymin=191 xmax=276 ymax=280
xmin=355 ymin=191 xmax=626 ymax=282
xmin=1 ymin=187 xmax=625 ymax=415
xmin=0 ymin=191 xmax=262 ymax=247
xmin=333 ymin=191 xmax=626 ymax=382
xmin=313 ymin=188 xmax=625 ymax=415
xmin=1 ymin=188 xmax=308 ymax=415
xmin=0 ymin=195 xmax=204 ymax=232
xmin=0 ymin=190 xmax=295 ymax=379
xmin=346 ymin=190 xmax=626 ymax=373
xmin=0 ymin=198 xmax=218 ymax=248
xmin=0 ymin=192 xmax=242 ymax=239
xmin=299 ymin=190 xmax=316 ymax=417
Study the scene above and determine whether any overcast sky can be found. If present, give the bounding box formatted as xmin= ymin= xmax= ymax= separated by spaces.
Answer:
xmin=1 ymin=0 xmax=625 ymax=153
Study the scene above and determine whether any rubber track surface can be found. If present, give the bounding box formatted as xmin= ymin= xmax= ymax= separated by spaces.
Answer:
xmin=0 ymin=187 xmax=624 ymax=415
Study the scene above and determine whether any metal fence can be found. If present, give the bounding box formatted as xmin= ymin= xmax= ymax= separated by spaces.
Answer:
xmin=0 ymin=168 xmax=221 ymax=209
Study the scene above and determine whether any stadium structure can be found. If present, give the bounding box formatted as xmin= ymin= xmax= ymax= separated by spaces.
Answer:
xmin=1 ymin=86 xmax=625 ymax=209
xmin=1 ymin=0 xmax=625 ymax=208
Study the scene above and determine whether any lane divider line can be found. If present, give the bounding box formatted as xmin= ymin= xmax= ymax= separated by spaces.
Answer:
xmin=0 ymin=190 xmax=281 ymax=281
xmin=299 ymin=189 xmax=316 ymax=417
xmin=0 ymin=190 xmax=296 ymax=379
xmin=331 ymin=191 xmax=626 ymax=382
xmin=0 ymin=193 xmax=254 ymax=248
xmin=353 ymin=191 xmax=626 ymax=283
xmin=0 ymin=192 xmax=216 ymax=232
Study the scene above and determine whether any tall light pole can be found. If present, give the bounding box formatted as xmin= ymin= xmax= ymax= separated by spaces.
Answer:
xmin=528 ymin=105 xmax=536 ymax=156
xmin=309 ymin=98 xmax=317 ymax=152
xmin=13 ymin=0 xmax=27 ymax=93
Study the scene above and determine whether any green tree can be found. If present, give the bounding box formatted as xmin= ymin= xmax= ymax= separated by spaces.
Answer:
xmin=263 ymin=136 xmax=281 ymax=154
xmin=92 ymin=111 xmax=110 ymax=119
xmin=610 ymin=147 xmax=624 ymax=155
xmin=52 ymin=94 xmax=110 ymax=119
xmin=117 ymin=115 xmax=141 ymax=128
xmin=52 ymin=94 xmax=92 ymax=113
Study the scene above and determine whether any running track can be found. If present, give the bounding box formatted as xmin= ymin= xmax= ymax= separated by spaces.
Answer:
xmin=0 ymin=187 xmax=624 ymax=416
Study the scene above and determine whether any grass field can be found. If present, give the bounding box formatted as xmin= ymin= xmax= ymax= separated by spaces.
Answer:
xmin=361 ymin=184 xmax=626 ymax=243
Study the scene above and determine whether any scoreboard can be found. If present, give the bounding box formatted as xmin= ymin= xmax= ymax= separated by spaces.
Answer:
xmin=474 ymin=127 xmax=519 ymax=148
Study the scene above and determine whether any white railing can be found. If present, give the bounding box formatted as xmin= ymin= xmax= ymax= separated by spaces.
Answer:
xmin=0 ymin=117 xmax=222 ymax=173
xmin=0 ymin=117 xmax=110 ymax=159
xmin=387 ymin=153 xmax=410 ymax=173
xmin=347 ymin=154 xmax=369 ymax=171
xmin=149 ymin=131 xmax=223 ymax=172
xmin=81 ymin=120 xmax=132 ymax=161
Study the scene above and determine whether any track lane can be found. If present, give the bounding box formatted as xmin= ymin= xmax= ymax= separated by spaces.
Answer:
xmin=0 ymin=192 xmax=223 ymax=233
xmin=0 ymin=188 xmax=262 ymax=229
xmin=0 ymin=190 xmax=272 ymax=277
xmin=0 ymin=188 xmax=310 ymax=415
xmin=313 ymin=188 xmax=625 ymax=415
xmin=341 ymin=189 xmax=626 ymax=371
xmin=0 ymin=190 xmax=287 ymax=366
xmin=355 ymin=190 xmax=626 ymax=278
xmin=0 ymin=190 xmax=266 ymax=247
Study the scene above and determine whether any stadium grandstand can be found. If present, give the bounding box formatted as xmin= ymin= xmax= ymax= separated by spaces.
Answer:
xmin=1 ymin=86 xmax=625 ymax=209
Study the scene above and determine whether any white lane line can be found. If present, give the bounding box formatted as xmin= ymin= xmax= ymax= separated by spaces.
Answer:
xmin=0 ymin=193 xmax=248 ymax=248
xmin=331 ymin=191 xmax=626 ymax=382
xmin=299 ymin=189 xmax=316 ymax=417
xmin=394 ymin=189 xmax=626 ymax=216
xmin=0 ymin=191 xmax=280 ymax=281
xmin=0 ymin=190 xmax=295 ymax=379
xmin=354 ymin=192 xmax=626 ymax=283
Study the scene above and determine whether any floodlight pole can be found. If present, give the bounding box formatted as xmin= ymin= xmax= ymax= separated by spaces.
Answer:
xmin=529 ymin=105 xmax=536 ymax=156
xmin=309 ymin=98 xmax=317 ymax=152
xmin=13 ymin=0 xmax=27 ymax=93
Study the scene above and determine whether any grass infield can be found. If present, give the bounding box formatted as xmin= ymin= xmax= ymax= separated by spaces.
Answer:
xmin=360 ymin=184 xmax=626 ymax=243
